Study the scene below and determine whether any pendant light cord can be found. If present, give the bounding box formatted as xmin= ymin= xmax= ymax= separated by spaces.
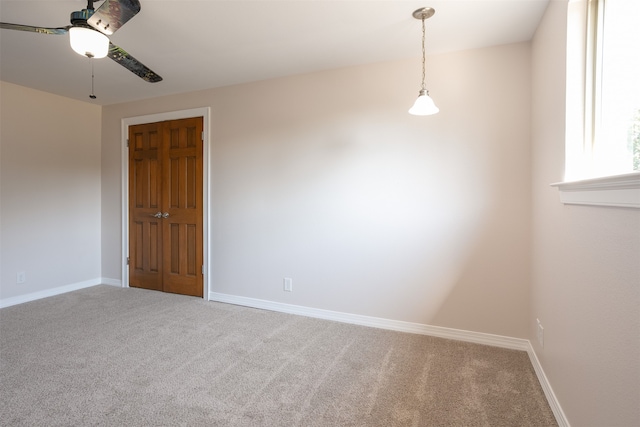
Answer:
xmin=420 ymin=16 xmax=426 ymax=91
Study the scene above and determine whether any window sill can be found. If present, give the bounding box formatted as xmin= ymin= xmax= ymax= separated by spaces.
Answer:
xmin=551 ymin=172 xmax=640 ymax=209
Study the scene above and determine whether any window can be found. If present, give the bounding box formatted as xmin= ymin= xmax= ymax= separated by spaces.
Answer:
xmin=555 ymin=0 xmax=640 ymax=208
xmin=587 ymin=0 xmax=640 ymax=178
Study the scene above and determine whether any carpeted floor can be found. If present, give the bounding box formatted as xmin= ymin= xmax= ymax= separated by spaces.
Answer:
xmin=0 ymin=285 xmax=557 ymax=426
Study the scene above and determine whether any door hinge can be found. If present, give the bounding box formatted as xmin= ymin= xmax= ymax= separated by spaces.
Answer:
xmin=201 ymin=131 xmax=204 ymax=141
xmin=127 ymin=257 xmax=130 ymax=265
xmin=202 ymin=265 xmax=204 ymax=275
xmin=126 ymin=139 xmax=129 ymax=147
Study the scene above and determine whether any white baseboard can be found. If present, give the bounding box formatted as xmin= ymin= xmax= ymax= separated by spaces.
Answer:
xmin=209 ymin=292 xmax=530 ymax=350
xmin=0 ymin=278 xmax=122 ymax=309
xmin=525 ymin=344 xmax=571 ymax=427
xmin=209 ymin=291 xmax=569 ymax=427
xmin=101 ymin=277 xmax=122 ymax=287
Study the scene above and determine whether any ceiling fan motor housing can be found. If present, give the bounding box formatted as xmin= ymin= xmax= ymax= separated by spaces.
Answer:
xmin=70 ymin=9 xmax=94 ymax=28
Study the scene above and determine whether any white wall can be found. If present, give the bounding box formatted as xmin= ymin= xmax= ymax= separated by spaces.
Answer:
xmin=531 ymin=1 xmax=640 ymax=426
xmin=102 ymin=43 xmax=533 ymax=338
xmin=0 ymin=82 xmax=102 ymax=302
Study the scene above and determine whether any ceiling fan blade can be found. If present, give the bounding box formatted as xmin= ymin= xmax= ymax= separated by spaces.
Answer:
xmin=108 ymin=43 xmax=162 ymax=83
xmin=87 ymin=0 xmax=141 ymax=35
xmin=0 ymin=22 xmax=69 ymax=35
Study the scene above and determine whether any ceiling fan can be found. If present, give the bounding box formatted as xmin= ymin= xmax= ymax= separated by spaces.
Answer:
xmin=0 ymin=0 xmax=162 ymax=83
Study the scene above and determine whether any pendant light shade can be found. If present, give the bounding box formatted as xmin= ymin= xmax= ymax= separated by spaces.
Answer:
xmin=69 ymin=27 xmax=109 ymax=58
xmin=409 ymin=89 xmax=439 ymax=115
xmin=409 ymin=7 xmax=439 ymax=116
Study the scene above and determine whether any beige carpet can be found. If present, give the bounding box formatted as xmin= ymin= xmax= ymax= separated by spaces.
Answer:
xmin=0 ymin=285 xmax=557 ymax=426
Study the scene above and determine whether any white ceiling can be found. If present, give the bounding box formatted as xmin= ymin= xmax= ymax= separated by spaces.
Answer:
xmin=0 ymin=0 xmax=549 ymax=105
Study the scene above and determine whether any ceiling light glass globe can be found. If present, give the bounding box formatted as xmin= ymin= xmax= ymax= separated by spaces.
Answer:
xmin=69 ymin=27 xmax=109 ymax=58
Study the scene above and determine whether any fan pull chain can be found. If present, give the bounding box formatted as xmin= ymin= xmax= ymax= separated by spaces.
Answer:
xmin=89 ymin=56 xmax=97 ymax=99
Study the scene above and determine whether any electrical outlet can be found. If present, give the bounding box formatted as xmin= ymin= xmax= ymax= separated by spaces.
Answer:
xmin=283 ymin=277 xmax=293 ymax=292
xmin=536 ymin=318 xmax=544 ymax=348
xmin=16 ymin=271 xmax=26 ymax=284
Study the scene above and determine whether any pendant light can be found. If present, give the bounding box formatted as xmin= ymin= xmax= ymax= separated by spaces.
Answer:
xmin=409 ymin=7 xmax=439 ymax=116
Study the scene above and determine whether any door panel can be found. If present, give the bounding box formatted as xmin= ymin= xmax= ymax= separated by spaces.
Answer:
xmin=129 ymin=122 xmax=163 ymax=291
xmin=129 ymin=117 xmax=203 ymax=297
xmin=161 ymin=118 xmax=203 ymax=297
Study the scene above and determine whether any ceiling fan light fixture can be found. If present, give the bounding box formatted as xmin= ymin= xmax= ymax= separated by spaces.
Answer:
xmin=69 ymin=26 xmax=109 ymax=58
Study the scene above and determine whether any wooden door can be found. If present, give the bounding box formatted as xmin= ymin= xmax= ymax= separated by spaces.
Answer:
xmin=129 ymin=117 xmax=204 ymax=297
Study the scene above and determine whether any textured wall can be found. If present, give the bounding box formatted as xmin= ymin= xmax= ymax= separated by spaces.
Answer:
xmin=531 ymin=1 xmax=640 ymax=425
xmin=102 ymin=43 xmax=532 ymax=338
xmin=0 ymin=81 xmax=102 ymax=300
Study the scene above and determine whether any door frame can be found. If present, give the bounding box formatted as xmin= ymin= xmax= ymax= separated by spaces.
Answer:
xmin=121 ymin=107 xmax=211 ymax=300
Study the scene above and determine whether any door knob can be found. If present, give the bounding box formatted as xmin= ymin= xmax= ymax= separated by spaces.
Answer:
xmin=162 ymin=212 xmax=170 ymax=218
xmin=151 ymin=212 xmax=162 ymax=218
